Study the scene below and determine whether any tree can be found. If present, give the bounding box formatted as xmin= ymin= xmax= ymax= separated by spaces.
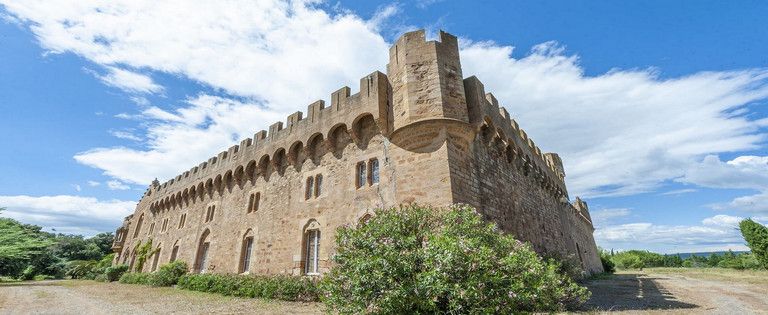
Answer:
xmin=740 ymin=219 xmax=768 ymax=268
xmin=0 ymin=217 xmax=54 ymax=277
xmin=321 ymin=205 xmax=590 ymax=314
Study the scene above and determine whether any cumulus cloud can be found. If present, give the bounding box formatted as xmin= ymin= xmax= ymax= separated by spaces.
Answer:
xmin=95 ymin=67 xmax=163 ymax=94
xmin=679 ymin=155 xmax=768 ymax=214
xmin=74 ymin=95 xmax=284 ymax=184
xmin=460 ymin=41 xmax=768 ymax=198
xmin=0 ymin=195 xmax=136 ymax=236
xmin=3 ymin=0 xmax=768 ymax=203
xmin=590 ymin=208 xmax=631 ymax=228
xmin=0 ymin=0 xmax=389 ymax=109
xmin=106 ymin=180 xmax=130 ymax=191
xmin=595 ymin=214 xmax=748 ymax=253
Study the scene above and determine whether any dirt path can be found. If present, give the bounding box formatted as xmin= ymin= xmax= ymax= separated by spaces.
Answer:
xmin=0 ymin=281 xmax=321 ymax=315
xmin=582 ymin=271 xmax=768 ymax=314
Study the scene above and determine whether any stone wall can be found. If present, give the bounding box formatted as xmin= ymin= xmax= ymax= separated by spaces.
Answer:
xmin=112 ymin=29 xmax=603 ymax=276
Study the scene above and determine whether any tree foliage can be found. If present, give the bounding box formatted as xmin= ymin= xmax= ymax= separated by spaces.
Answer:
xmin=740 ymin=219 xmax=768 ymax=268
xmin=0 ymin=217 xmax=55 ymax=277
xmin=321 ymin=204 xmax=590 ymax=314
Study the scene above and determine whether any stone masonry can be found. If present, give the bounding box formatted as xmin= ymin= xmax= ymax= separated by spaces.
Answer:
xmin=112 ymin=30 xmax=604 ymax=276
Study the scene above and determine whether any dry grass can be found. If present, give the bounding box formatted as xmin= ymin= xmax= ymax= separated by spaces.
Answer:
xmin=630 ymin=267 xmax=768 ymax=286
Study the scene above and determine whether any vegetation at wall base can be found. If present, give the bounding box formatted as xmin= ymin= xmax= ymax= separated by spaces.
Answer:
xmin=118 ymin=261 xmax=188 ymax=286
xmin=320 ymin=204 xmax=590 ymax=314
xmin=176 ymin=273 xmax=319 ymax=302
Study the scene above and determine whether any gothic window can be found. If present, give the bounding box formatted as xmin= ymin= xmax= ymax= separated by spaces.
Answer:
xmin=240 ymin=232 xmax=254 ymax=273
xmin=369 ymin=158 xmax=380 ymax=185
xmin=170 ymin=244 xmax=179 ymax=262
xmin=151 ymin=246 xmax=162 ymax=272
xmin=178 ymin=213 xmax=187 ymax=229
xmin=305 ymin=176 xmax=314 ymax=200
xmin=133 ymin=214 xmax=144 ymax=238
xmin=314 ymin=174 xmax=323 ymax=197
xmin=356 ymin=162 xmax=366 ymax=188
xmin=161 ymin=218 xmax=169 ymax=233
xmin=303 ymin=220 xmax=321 ymax=275
xmin=148 ymin=222 xmax=155 ymax=235
xmin=195 ymin=230 xmax=211 ymax=273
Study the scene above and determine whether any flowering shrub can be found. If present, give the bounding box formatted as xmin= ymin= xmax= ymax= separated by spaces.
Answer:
xmin=177 ymin=273 xmax=319 ymax=302
xmin=320 ymin=204 xmax=590 ymax=314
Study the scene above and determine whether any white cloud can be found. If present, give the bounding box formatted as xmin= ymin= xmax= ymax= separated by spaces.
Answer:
xmin=95 ymin=66 xmax=163 ymax=94
xmin=713 ymin=191 xmax=768 ymax=214
xmin=460 ymin=41 xmax=768 ymax=198
xmin=3 ymin=0 xmax=768 ymax=203
xmin=106 ymin=180 xmax=130 ymax=190
xmin=591 ymin=208 xmax=631 ymax=228
xmin=595 ymin=215 xmax=748 ymax=253
xmin=74 ymin=95 xmax=284 ymax=184
xmin=0 ymin=195 xmax=135 ymax=236
xmin=87 ymin=181 xmax=100 ymax=187
xmin=659 ymin=188 xmax=697 ymax=196
xmin=109 ymin=130 xmax=142 ymax=142
xmin=0 ymin=0 xmax=390 ymax=109
xmin=679 ymin=155 xmax=768 ymax=214
xmin=73 ymin=184 xmax=82 ymax=192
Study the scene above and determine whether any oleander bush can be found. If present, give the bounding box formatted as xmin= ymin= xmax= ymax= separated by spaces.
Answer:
xmin=177 ymin=273 xmax=319 ymax=302
xmin=320 ymin=204 xmax=590 ymax=314
xmin=149 ymin=261 xmax=188 ymax=286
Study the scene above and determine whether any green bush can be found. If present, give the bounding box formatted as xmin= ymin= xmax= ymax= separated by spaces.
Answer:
xmin=320 ymin=204 xmax=590 ymax=314
xmin=20 ymin=266 xmax=36 ymax=280
xmin=150 ymin=261 xmax=188 ymax=286
xmin=740 ymin=219 xmax=768 ymax=269
xmin=177 ymin=273 xmax=319 ymax=302
xmin=105 ymin=265 xmax=130 ymax=282
xmin=94 ymin=273 xmax=108 ymax=282
xmin=33 ymin=274 xmax=55 ymax=281
xmin=600 ymin=250 xmax=616 ymax=273
xmin=119 ymin=272 xmax=153 ymax=285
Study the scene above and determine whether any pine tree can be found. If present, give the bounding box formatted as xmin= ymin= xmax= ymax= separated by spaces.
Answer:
xmin=739 ymin=219 xmax=768 ymax=269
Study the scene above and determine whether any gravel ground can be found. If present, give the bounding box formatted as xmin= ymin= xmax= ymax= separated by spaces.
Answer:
xmin=581 ymin=270 xmax=768 ymax=314
xmin=2 ymin=269 xmax=767 ymax=314
xmin=0 ymin=280 xmax=321 ymax=315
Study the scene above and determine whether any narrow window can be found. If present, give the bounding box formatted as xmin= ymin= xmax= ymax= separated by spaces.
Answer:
xmin=247 ymin=194 xmax=255 ymax=213
xmin=305 ymin=177 xmax=314 ymax=200
xmin=170 ymin=245 xmax=179 ymax=262
xmin=197 ymin=242 xmax=210 ymax=273
xmin=151 ymin=248 xmax=161 ymax=271
xmin=133 ymin=214 xmax=144 ymax=238
xmin=178 ymin=213 xmax=186 ymax=229
xmin=253 ymin=193 xmax=260 ymax=212
xmin=314 ymin=174 xmax=323 ymax=197
xmin=369 ymin=158 xmax=380 ymax=185
xmin=148 ymin=222 xmax=155 ymax=235
xmin=356 ymin=162 xmax=366 ymax=188
xmin=304 ymin=229 xmax=320 ymax=274
xmin=240 ymin=237 xmax=254 ymax=273
xmin=161 ymin=218 xmax=168 ymax=232
xmin=210 ymin=206 xmax=215 ymax=221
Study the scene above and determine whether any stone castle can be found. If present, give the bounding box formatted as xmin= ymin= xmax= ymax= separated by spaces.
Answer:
xmin=111 ymin=30 xmax=604 ymax=276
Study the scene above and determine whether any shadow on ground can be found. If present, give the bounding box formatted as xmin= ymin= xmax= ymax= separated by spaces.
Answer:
xmin=581 ymin=273 xmax=698 ymax=312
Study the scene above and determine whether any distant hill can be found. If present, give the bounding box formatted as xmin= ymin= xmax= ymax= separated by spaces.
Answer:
xmin=669 ymin=251 xmax=750 ymax=259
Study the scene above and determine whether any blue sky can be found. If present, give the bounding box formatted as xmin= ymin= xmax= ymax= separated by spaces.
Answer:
xmin=1 ymin=0 xmax=766 ymax=253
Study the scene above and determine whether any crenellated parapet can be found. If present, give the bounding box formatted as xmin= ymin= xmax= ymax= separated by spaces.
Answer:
xmin=139 ymin=71 xmax=389 ymax=213
xmin=464 ymin=76 xmax=569 ymax=200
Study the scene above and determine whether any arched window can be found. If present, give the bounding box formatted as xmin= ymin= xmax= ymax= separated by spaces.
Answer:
xmin=303 ymin=220 xmax=321 ymax=275
xmin=205 ymin=205 xmax=216 ymax=223
xmin=133 ymin=214 xmax=144 ymax=238
xmin=195 ymin=230 xmax=211 ymax=273
xmin=356 ymin=162 xmax=366 ymax=188
xmin=178 ymin=213 xmax=187 ymax=229
xmin=369 ymin=158 xmax=380 ymax=184
xmin=148 ymin=222 xmax=155 ymax=235
xmin=169 ymin=241 xmax=180 ymax=263
xmin=151 ymin=245 xmax=162 ymax=272
xmin=305 ymin=177 xmax=314 ymax=200
xmin=239 ymin=230 xmax=255 ymax=273
xmin=314 ymin=174 xmax=323 ymax=197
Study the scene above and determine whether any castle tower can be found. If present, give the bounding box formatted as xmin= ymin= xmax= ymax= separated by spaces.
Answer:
xmin=387 ymin=30 xmax=468 ymax=131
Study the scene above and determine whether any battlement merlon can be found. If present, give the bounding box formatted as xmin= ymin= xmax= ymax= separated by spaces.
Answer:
xmin=142 ymin=70 xmax=390 ymax=201
xmin=572 ymin=197 xmax=594 ymax=228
